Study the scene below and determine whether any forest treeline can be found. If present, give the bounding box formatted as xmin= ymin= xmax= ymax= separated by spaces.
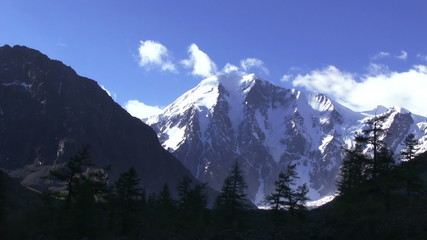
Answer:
xmin=0 ymin=115 xmax=426 ymax=239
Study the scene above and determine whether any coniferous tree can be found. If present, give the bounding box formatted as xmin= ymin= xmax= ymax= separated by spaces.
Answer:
xmin=49 ymin=145 xmax=92 ymax=210
xmin=48 ymin=146 xmax=110 ymax=238
xmin=113 ymin=167 xmax=145 ymax=238
xmin=355 ymin=115 xmax=394 ymax=179
xmin=154 ymin=184 xmax=176 ymax=232
xmin=215 ymin=161 xmax=248 ymax=211
xmin=176 ymin=175 xmax=208 ymax=234
xmin=401 ymin=133 xmax=419 ymax=161
xmin=337 ymin=142 xmax=367 ymax=195
xmin=215 ymin=161 xmax=249 ymax=226
xmin=264 ymin=164 xmax=309 ymax=213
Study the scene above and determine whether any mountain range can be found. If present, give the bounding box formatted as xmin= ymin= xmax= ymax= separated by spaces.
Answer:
xmin=146 ymin=73 xmax=427 ymax=203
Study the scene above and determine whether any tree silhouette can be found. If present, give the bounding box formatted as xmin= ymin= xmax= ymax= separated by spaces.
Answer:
xmin=215 ymin=161 xmax=249 ymax=226
xmin=176 ymin=175 xmax=208 ymax=234
xmin=401 ymin=133 xmax=419 ymax=162
xmin=337 ymin=142 xmax=367 ymax=195
xmin=113 ymin=167 xmax=145 ymax=237
xmin=49 ymin=145 xmax=92 ymax=210
xmin=264 ymin=164 xmax=309 ymax=213
xmin=355 ymin=115 xmax=395 ymax=179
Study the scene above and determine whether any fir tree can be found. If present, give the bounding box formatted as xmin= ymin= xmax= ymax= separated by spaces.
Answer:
xmin=355 ymin=115 xmax=395 ymax=178
xmin=114 ymin=167 xmax=145 ymax=237
xmin=264 ymin=164 xmax=309 ymax=213
xmin=401 ymin=133 xmax=419 ymax=161
xmin=176 ymin=175 xmax=208 ymax=234
xmin=337 ymin=142 xmax=367 ymax=195
xmin=49 ymin=145 xmax=92 ymax=209
xmin=215 ymin=161 xmax=249 ymax=226
xmin=215 ymin=161 xmax=248 ymax=211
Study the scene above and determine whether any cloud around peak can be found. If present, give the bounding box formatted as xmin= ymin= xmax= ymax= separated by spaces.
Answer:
xmin=124 ymin=100 xmax=163 ymax=119
xmin=138 ymin=40 xmax=177 ymax=73
xmin=240 ymin=58 xmax=269 ymax=75
xmin=181 ymin=44 xmax=217 ymax=78
xmin=291 ymin=65 xmax=427 ymax=116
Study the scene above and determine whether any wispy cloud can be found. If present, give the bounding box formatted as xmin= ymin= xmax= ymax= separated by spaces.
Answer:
xmin=124 ymin=100 xmax=163 ymax=119
xmin=240 ymin=58 xmax=269 ymax=75
xmin=181 ymin=44 xmax=217 ymax=77
xmin=372 ymin=51 xmax=391 ymax=60
xmin=138 ymin=40 xmax=177 ymax=73
xmin=417 ymin=54 xmax=427 ymax=62
xmin=56 ymin=41 xmax=67 ymax=48
xmin=222 ymin=63 xmax=240 ymax=74
xmin=292 ymin=65 xmax=427 ymax=116
xmin=396 ymin=50 xmax=408 ymax=60
xmin=280 ymin=74 xmax=293 ymax=82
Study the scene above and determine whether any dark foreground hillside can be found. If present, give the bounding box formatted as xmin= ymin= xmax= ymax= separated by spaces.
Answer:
xmin=1 ymin=153 xmax=426 ymax=239
xmin=0 ymin=45 xmax=210 ymax=197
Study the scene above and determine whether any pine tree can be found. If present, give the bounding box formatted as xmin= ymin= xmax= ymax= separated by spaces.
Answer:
xmin=264 ymin=164 xmax=309 ymax=213
xmin=49 ymin=145 xmax=92 ymax=209
xmin=355 ymin=115 xmax=394 ymax=179
xmin=114 ymin=167 xmax=145 ymax=237
xmin=215 ymin=161 xmax=248 ymax=211
xmin=214 ymin=161 xmax=249 ymax=226
xmin=401 ymin=133 xmax=419 ymax=161
xmin=48 ymin=146 xmax=110 ymax=238
xmin=337 ymin=142 xmax=367 ymax=195
xmin=176 ymin=175 xmax=208 ymax=234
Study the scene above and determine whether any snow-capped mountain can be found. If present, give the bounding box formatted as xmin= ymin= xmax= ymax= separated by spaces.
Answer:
xmin=146 ymin=73 xmax=426 ymax=204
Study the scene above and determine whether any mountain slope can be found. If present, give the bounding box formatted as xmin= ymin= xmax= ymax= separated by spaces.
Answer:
xmin=0 ymin=45 xmax=199 ymax=195
xmin=147 ymin=74 xmax=426 ymax=203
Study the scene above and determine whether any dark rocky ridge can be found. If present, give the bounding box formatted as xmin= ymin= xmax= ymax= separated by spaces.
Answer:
xmin=0 ymin=45 xmax=200 ymax=195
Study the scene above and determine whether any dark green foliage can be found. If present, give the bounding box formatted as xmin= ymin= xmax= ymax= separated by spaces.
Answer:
xmin=264 ymin=164 xmax=309 ymax=213
xmin=113 ymin=167 xmax=145 ymax=238
xmin=46 ymin=146 xmax=111 ymax=239
xmin=355 ymin=115 xmax=397 ymax=181
xmin=215 ymin=161 xmax=249 ymax=228
xmin=401 ymin=133 xmax=419 ymax=161
xmin=355 ymin=115 xmax=389 ymax=179
xmin=215 ymin=161 xmax=248 ymax=210
xmin=49 ymin=145 xmax=92 ymax=209
xmin=176 ymin=175 xmax=208 ymax=234
xmin=337 ymin=142 xmax=367 ymax=195
xmin=2 ymin=148 xmax=427 ymax=239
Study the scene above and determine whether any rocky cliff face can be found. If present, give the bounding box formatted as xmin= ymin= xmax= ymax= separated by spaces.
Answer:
xmin=147 ymin=74 xmax=427 ymax=203
xmin=0 ymin=45 xmax=198 ymax=195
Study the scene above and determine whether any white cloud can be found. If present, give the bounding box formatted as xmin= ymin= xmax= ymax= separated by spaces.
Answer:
xmin=181 ymin=44 xmax=217 ymax=77
xmin=222 ymin=63 xmax=241 ymax=74
xmin=292 ymin=65 xmax=427 ymax=116
xmin=240 ymin=58 xmax=269 ymax=75
xmin=396 ymin=50 xmax=408 ymax=60
xmin=372 ymin=51 xmax=391 ymax=60
xmin=138 ymin=40 xmax=177 ymax=72
xmin=417 ymin=54 xmax=427 ymax=61
xmin=280 ymin=74 xmax=293 ymax=82
xmin=124 ymin=100 xmax=163 ymax=119
xmin=367 ymin=63 xmax=390 ymax=76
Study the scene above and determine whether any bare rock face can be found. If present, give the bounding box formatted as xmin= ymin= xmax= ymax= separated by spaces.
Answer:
xmin=0 ymin=45 xmax=200 ymax=196
xmin=147 ymin=74 xmax=427 ymax=204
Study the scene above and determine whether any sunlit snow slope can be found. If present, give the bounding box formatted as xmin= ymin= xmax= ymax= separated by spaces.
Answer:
xmin=146 ymin=74 xmax=426 ymax=204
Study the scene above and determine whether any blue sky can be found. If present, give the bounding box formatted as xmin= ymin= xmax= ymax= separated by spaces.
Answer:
xmin=1 ymin=0 xmax=427 ymax=117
